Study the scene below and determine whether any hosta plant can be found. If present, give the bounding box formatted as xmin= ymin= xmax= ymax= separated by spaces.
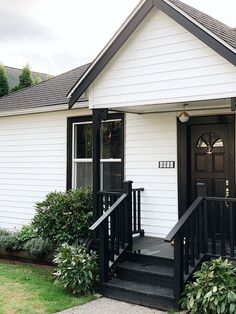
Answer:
xmin=53 ymin=243 xmax=99 ymax=295
xmin=180 ymin=257 xmax=236 ymax=313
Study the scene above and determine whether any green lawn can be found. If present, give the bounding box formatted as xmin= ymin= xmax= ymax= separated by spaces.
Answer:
xmin=0 ymin=260 xmax=95 ymax=314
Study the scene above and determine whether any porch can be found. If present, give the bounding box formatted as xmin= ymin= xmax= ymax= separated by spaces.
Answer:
xmin=89 ymin=181 xmax=236 ymax=311
xmin=87 ymin=98 xmax=236 ymax=311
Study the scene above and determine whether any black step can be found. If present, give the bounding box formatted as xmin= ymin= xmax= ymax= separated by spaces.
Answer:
xmin=102 ymin=278 xmax=176 ymax=311
xmin=125 ymin=251 xmax=174 ymax=268
xmin=117 ymin=260 xmax=174 ymax=288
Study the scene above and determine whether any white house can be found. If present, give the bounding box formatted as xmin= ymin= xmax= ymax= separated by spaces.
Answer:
xmin=1 ymin=0 xmax=236 ymax=309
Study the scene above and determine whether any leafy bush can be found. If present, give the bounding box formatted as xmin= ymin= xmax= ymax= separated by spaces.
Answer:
xmin=18 ymin=224 xmax=37 ymax=243
xmin=0 ymin=229 xmax=10 ymax=236
xmin=32 ymin=188 xmax=93 ymax=245
xmin=180 ymin=258 xmax=236 ymax=313
xmin=53 ymin=243 xmax=99 ymax=295
xmin=23 ymin=237 xmax=53 ymax=257
xmin=0 ymin=232 xmax=21 ymax=250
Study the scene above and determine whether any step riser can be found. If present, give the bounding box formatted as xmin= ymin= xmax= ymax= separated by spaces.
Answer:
xmin=125 ymin=252 xmax=174 ymax=268
xmin=101 ymin=285 xmax=176 ymax=311
xmin=117 ymin=268 xmax=174 ymax=288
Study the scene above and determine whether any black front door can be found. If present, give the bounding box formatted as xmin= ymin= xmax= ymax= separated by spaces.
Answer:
xmin=178 ymin=115 xmax=235 ymax=216
xmin=189 ymin=123 xmax=232 ymax=201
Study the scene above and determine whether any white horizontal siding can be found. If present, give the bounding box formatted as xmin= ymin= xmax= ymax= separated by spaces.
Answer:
xmin=89 ymin=8 xmax=236 ymax=109
xmin=0 ymin=108 xmax=91 ymax=231
xmin=125 ymin=112 xmax=178 ymax=238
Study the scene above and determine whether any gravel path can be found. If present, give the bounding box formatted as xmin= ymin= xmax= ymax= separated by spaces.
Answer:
xmin=57 ymin=297 xmax=168 ymax=314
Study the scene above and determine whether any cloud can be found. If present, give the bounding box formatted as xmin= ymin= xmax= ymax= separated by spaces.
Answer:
xmin=0 ymin=8 xmax=54 ymax=43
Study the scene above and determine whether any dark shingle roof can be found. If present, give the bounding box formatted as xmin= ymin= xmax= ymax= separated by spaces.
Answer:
xmin=5 ymin=66 xmax=51 ymax=89
xmin=168 ymin=0 xmax=236 ymax=49
xmin=0 ymin=64 xmax=90 ymax=112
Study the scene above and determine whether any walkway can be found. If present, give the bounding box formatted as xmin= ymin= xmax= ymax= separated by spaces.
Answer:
xmin=57 ymin=297 xmax=167 ymax=314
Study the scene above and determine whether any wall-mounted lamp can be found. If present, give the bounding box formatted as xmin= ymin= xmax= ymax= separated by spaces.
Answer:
xmin=178 ymin=104 xmax=189 ymax=123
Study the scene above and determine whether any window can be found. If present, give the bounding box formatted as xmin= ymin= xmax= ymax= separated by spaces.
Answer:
xmin=67 ymin=115 xmax=124 ymax=191
xmin=196 ymin=132 xmax=223 ymax=154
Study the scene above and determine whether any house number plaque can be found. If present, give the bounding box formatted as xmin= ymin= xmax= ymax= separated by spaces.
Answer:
xmin=158 ymin=161 xmax=175 ymax=168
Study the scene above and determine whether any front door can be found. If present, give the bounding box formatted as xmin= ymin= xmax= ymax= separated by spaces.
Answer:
xmin=189 ymin=123 xmax=233 ymax=201
xmin=178 ymin=115 xmax=235 ymax=216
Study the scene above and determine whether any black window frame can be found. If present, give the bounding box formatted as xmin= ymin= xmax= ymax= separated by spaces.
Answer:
xmin=67 ymin=113 xmax=124 ymax=190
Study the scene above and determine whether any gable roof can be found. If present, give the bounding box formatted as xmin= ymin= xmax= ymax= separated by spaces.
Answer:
xmin=68 ymin=0 xmax=236 ymax=108
xmin=168 ymin=0 xmax=236 ymax=50
xmin=5 ymin=66 xmax=51 ymax=89
xmin=0 ymin=63 xmax=90 ymax=114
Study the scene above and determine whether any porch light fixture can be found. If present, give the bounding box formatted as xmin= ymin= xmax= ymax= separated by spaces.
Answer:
xmin=178 ymin=104 xmax=189 ymax=123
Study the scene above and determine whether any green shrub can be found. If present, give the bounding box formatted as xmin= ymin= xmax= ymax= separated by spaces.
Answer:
xmin=0 ymin=232 xmax=21 ymax=250
xmin=23 ymin=237 xmax=53 ymax=257
xmin=18 ymin=224 xmax=37 ymax=244
xmin=53 ymin=243 xmax=99 ymax=295
xmin=32 ymin=188 xmax=93 ymax=245
xmin=0 ymin=229 xmax=10 ymax=236
xmin=180 ymin=258 xmax=236 ymax=313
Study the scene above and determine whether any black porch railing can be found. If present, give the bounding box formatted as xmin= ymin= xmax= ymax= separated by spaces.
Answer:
xmin=132 ymin=188 xmax=144 ymax=236
xmin=90 ymin=181 xmax=143 ymax=283
xmin=165 ymin=194 xmax=236 ymax=299
xmin=96 ymin=186 xmax=144 ymax=236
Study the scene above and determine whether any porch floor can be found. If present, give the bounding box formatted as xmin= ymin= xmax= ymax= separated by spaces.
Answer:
xmin=132 ymin=236 xmax=174 ymax=260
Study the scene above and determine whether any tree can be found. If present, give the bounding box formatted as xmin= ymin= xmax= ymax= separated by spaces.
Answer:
xmin=33 ymin=74 xmax=42 ymax=85
xmin=18 ymin=64 xmax=33 ymax=89
xmin=0 ymin=65 xmax=9 ymax=97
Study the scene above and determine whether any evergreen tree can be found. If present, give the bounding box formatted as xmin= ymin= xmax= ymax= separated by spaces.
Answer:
xmin=33 ymin=74 xmax=42 ymax=85
xmin=0 ymin=65 xmax=9 ymax=97
xmin=18 ymin=64 xmax=33 ymax=89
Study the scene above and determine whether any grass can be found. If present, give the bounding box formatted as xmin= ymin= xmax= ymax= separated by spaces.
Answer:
xmin=0 ymin=260 xmax=95 ymax=314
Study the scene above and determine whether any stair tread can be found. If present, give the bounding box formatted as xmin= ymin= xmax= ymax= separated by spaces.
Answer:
xmin=104 ymin=278 xmax=175 ymax=299
xmin=118 ymin=260 xmax=174 ymax=277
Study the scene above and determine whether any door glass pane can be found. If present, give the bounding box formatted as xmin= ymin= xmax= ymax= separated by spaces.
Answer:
xmin=101 ymin=121 xmax=122 ymax=159
xmin=75 ymin=162 xmax=92 ymax=188
xmin=74 ymin=124 xmax=92 ymax=158
xmin=102 ymin=162 xmax=122 ymax=190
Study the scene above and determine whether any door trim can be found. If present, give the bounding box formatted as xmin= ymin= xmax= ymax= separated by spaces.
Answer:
xmin=177 ymin=115 xmax=235 ymax=218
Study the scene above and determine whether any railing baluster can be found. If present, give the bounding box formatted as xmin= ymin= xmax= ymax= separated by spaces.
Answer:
xmin=110 ymin=213 xmax=115 ymax=262
xmin=211 ymin=201 xmax=216 ymax=255
xmin=138 ymin=191 xmax=141 ymax=231
xmin=220 ymin=202 xmax=226 ymax=256
xmin=196 ymin=208 xmax=200 ymax=259
xmin=133 ymin=190 xmax=137 ymax=233
xmin=190 ymin=216 xmax=195 ymax=267
xmin=184 ymin=225 xmax=190 ymax=275
xmin=203 ymin=198 xmax=208 ymax=253
xmin=229 ymin=202 xmax=234 ymax=257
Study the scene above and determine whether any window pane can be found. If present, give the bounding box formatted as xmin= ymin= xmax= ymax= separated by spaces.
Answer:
xmin=74 ymin=124 xmax=92 ymax=158
xmin=102 ymin=162 xmax=122 ymax=190
xmin=101 ymin=121 xmax=122 ymax=159
xmin=75 ymin=162 xmax=92 ymax=188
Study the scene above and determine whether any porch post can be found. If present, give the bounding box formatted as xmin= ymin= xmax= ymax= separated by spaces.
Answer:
xmin=196 ymin=182 xmax=207 ymax=197
xmin=92 ymin=109 xmax=108 ymax=223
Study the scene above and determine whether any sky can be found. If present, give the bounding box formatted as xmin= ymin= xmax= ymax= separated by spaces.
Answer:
xmin=0 ymin=0 xmax=235 ymax=75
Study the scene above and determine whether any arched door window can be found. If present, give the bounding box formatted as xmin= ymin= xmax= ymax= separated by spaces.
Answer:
xmin=196 ymin=132 xmax=223 ymax=154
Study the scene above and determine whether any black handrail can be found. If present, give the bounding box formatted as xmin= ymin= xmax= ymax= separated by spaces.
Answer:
xmin=89 ymin=193 xmax=128 ymax=231
xmin=165 ymin=193 xmax=236 ymax=300
xmin=165 ymin=197 xmax=203 ymax=242
xmin=90 ymin=181 xmax=133 ymax=284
